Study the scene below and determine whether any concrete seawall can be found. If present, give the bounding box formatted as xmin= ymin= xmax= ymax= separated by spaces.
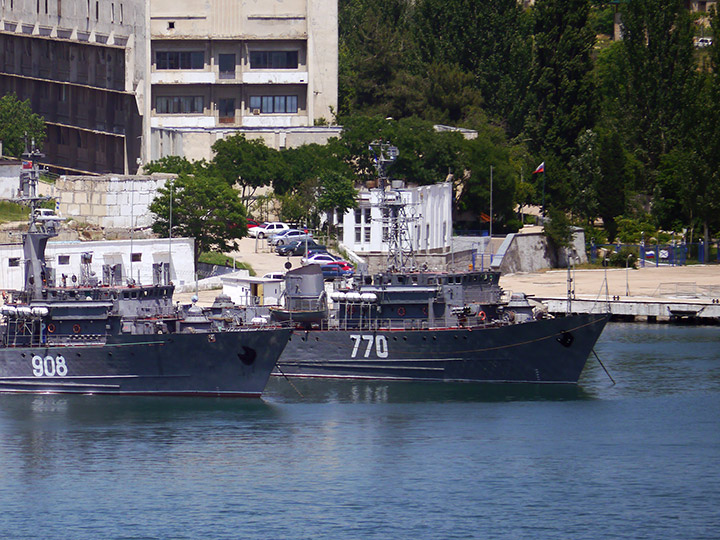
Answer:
xmin=500 ymin=265 xmax=720 ymax=323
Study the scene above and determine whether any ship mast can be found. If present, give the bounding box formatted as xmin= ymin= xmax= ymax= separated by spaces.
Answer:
xmin=16 ymin=141 xmax=59 ymax=301
xmin=369 ymin=141 xmax=417 ymax=272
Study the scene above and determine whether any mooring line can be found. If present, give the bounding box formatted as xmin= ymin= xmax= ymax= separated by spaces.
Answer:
xmin=592 ymin=348 xmax=615 ymax=385
xmin=274 ymin=364 xmax=304 ymax=398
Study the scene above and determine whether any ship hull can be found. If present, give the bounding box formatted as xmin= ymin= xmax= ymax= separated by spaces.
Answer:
xmin=275 ymin=313 xmax=609 ymax=384
xmin=0 ymin=328 xmax=291 ymax=397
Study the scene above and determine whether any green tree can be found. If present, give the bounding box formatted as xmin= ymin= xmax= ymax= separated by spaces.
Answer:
xmin=694 ymin=6 xmax=720 ymax=252
xmin=568 ymin=129 xmax=601 ymax=225
xmin=596 ymin=129 xmax=627 ymax=243
xmin=457 ymin=126 xmax=517 ymax=230
xmin=149 ymin=174 xmax=247 ymax=266
xmin=413 ymin=0 xmax=532 ymax=135
xmin=210 ymin=134 xmax=281 ymax=210
xmin=338 ymin=0 xmax=419 ymax=117
xmin=543 ymin=207 xmax=573 ymax=253
xmin=318 ymin=171 xmax=358 ymax=216
xmin=617 ymin=0 xmax=697 ymax=185
xmin=142 ymin=155 xmax=206 ymax=175
xmin=0 ymin=94 xmax=46 ymax=157
xmin=388 ymin=117 xmax=467 ymax=185
xmin=524 ymin=0 xmax=597 ymax=163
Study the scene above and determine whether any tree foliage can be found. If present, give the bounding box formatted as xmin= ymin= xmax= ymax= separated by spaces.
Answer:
xmin=616 ymin=0 xmax=697 ymax=185
xmin=0 ymin=94 xmax=46 ymax=157
xmin=210 ymin=134 xmax=282 ymax=210
xmin=149 ymin=174 xmax=247 ymax=265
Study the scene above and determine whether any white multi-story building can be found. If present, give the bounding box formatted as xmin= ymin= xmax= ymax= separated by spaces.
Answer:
xmin=0 ymin=0 xmax=339 ymax=174
xmin=339 ymin=182 xmax=453 ymax=256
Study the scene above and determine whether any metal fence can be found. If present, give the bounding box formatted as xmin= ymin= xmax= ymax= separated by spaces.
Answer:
xmin=589 ymin=241 xmax=720 ymax=267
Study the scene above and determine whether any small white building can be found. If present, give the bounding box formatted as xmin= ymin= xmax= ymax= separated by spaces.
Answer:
xmin=0 ymin=237 xmax=195 ymax=292
xmin=338 ymin=182 xmax=453 ymax=255
xmin=220 ymin=271 xmax=283 ymax=307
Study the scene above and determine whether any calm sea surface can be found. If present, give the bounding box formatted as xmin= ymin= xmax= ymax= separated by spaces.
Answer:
xmin=0 ymin=323 xmax=718 ymax=540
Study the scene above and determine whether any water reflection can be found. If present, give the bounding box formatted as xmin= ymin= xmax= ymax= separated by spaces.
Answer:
xmin=264 ymin=377 xmax=591 ymax=404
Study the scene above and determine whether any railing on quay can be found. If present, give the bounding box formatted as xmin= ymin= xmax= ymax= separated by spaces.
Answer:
xmin=589 ymin=241 xmax=720 ymax=267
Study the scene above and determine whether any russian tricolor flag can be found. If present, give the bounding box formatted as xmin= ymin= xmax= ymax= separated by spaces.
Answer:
xmin=533 ymin=162 xmax=545 ymax=174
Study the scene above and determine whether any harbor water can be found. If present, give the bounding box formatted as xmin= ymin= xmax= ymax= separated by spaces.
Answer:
xmin=0 ymin=322 xmax=718 ymax=539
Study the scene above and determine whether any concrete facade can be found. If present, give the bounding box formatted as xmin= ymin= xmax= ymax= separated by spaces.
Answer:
xmin=1 ymin=0 xmax=338 ymax=173
xmin=0 ymin=236 xmax=195 ymax=291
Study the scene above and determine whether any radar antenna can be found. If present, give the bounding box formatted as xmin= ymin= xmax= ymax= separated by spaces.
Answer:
xmin=369 ymin=141 xmax=418 ymax=272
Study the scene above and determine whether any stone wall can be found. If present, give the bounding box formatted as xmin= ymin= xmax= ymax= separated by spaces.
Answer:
xmin=55 ymin=173 xmax=176 ymax=232
xmin=494 ymin=229 xmax=588 ymax=274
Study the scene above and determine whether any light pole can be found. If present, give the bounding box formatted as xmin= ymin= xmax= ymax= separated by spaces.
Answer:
xmin=626 ymin=254 xmax=632 ymax=296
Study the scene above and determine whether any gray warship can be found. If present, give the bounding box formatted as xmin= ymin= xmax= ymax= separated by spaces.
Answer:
xmin=0 ymin=151 xmax=290 ymax=396
xmin=270 ymin=143 xmax=609 ymax=383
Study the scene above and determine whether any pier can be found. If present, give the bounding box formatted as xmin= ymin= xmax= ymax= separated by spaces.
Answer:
xmin=541 ymin=296 xmax=720 ymax=323
xmin=500 ymin=265 xmax=720 ymax=324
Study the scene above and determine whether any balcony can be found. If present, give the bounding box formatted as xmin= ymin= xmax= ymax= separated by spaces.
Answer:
xmin=242 ymin=71 xmax=308 ymax=85
xmin=151 ymin=71 xmax=217 ymax=85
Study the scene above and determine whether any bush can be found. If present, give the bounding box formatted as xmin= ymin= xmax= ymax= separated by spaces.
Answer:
xmin=584 ymin=225 xmax=608 ymax=245
xmin=605 ymin=247 xmax=637 ymax=268
xmin=615 ymin=215 xmax=657 ymax=243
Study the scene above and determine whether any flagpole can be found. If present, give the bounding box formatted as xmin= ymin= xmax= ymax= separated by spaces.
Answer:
xmin=541 ymin=169 xmax=546 ymax=220
xmin=489 ymin=165 xmax=493 ymax=239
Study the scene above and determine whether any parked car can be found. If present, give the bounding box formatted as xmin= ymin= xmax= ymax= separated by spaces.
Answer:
xmin=270 ymin=228 xmax=313 ymax=246
xmin=247 ymin=218 xmax=261 ymax=229
xmin=320 ymin=264 xmax=354 ymax=280
xmin=323 ymin=260 xmax=354 ymax=272
xmin=695 ymin=37 xmax=713 ymax=48
xmin=248 ymin=221 xmax=290 ymax=239
xmin=305 ymin=249 xmax=330 ymax=259
xmin=302 ymin=252 xmax=344 ymax=265
xmin=276 ymin=240 xmax=327 ymax=257
xmin=262 ymin=272 xmax=285 ymax=280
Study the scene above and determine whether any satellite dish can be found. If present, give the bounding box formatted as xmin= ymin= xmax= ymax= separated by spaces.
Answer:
xmin=284 ymin=261 xmax=292 ymax=270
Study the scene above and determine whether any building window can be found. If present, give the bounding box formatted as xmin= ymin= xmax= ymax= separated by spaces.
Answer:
xmin=58 ymin=255 xmax=70 ymax=265
xmin=8 ymin=258 xmax=20 ymax=267
xmin=218 ymin=54 xmax=236 ymax=79
xmin=249 ymin=51 xmax=298 ymax=69
xmin=156 ymin=96 xmax=204 ymax=114
xmin=249 ymin=95 xmax=298 ymax=114
xmin=156 ymin=51 xmax=204 ymax=70
xmin=131 ymin=253 xmax=142 ymax=262
xmin=218 ymin=98 xmax=235 ymax=123
xmin=355 ymin=226 xmax=361 ymax=243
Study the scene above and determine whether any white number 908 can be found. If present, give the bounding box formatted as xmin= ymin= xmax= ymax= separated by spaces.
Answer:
xmin=31 ymin=355 xmax=68 ymax=377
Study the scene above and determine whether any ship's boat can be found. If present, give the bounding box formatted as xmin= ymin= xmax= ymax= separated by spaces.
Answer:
xmin=0 ymin=155 xmax=290 ymax=396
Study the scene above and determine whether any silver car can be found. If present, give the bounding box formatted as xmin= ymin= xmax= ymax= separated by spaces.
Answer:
xmin=270 ymin=228 xmax=313 ymax=246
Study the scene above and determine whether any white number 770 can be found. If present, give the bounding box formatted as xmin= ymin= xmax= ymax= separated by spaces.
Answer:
xmin=350 ymin=335 xmax=389 ymax=358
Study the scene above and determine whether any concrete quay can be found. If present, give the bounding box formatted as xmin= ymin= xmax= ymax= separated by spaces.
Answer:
xmin=500 ymin=265 xmax=720 ymax=323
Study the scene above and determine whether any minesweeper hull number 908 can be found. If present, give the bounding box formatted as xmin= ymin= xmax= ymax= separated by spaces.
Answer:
xmin=32 ymin=354 xmax=68 ymax=377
